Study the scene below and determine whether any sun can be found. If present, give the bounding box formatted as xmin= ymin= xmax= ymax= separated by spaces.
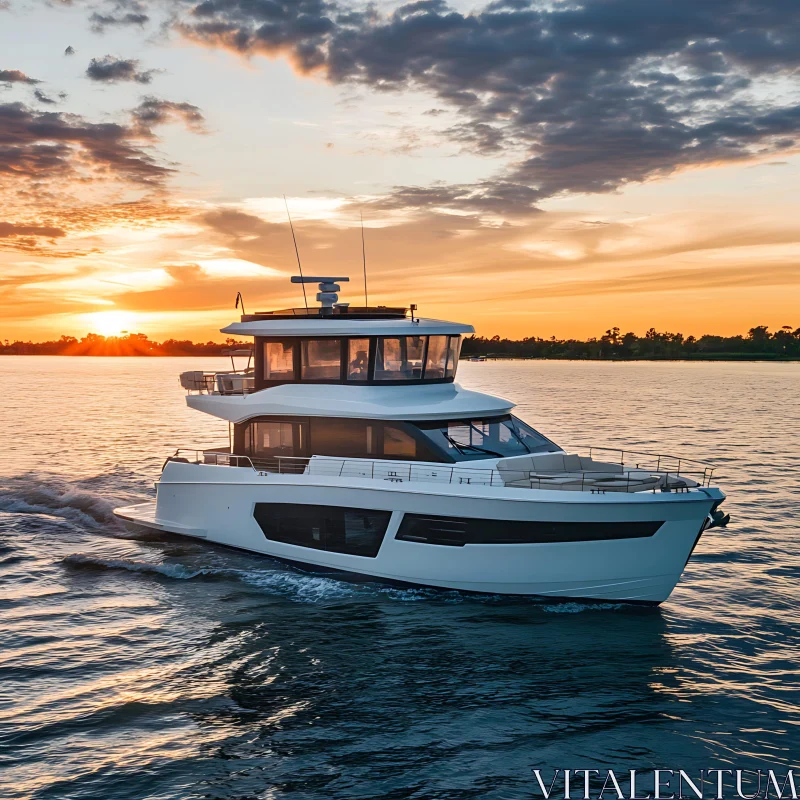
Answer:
xmin=86 ymin=310 xmax=137 ymax=337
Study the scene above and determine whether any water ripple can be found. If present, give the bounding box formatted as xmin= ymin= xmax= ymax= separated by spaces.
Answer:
xmin=0 ymin=357 xmax=798 ymax=800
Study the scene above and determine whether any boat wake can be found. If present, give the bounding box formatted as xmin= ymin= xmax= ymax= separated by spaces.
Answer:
xmin=62 ymin=552 xmax=207 ymax=580
xmin=61 ymin=552 xmax=625 ymax=611
xmin=0 ymin=481 xmax=120 ymax=528
xmin=0 ymin=475 xmax=142 ymax=533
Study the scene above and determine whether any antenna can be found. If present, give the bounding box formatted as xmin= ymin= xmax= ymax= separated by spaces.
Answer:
xmin=235 ymin=291 xmax=246 ymax=316
xmin=284 ymin=195 xmax=309 ymax=312
xmin=360 ymin=211 xmax=368 ymax=307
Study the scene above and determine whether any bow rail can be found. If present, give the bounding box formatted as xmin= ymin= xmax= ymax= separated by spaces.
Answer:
xmin=162 ymin=448 xmax=715 ymax=493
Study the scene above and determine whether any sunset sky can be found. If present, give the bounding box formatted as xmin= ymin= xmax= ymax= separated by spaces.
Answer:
xmin=1 ymin=0 xmax=799 ymax=341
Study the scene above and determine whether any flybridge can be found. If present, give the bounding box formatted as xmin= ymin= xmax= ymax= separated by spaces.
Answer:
xmin=240 ymin=275 xmax=409 ymax=321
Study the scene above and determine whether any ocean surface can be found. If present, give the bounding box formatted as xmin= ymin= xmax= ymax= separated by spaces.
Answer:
xmin=1 ymin=357 xmax=798 ymax=800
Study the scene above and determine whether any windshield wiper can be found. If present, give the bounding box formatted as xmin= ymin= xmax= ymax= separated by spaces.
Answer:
xmin=442 ymin=433 xmax=503 ymax=458
xmin=505 ymin=421 xmax=532 ymax=454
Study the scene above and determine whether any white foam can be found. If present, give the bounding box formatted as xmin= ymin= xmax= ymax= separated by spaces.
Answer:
xmin=0 ymin=479 xmax=121 ymax=529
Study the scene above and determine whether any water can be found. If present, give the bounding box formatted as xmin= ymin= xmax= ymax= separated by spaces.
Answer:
xmin=1 ymin=357 xmax=798 ymax=800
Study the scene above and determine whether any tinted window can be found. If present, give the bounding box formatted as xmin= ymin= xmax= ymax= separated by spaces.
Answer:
xmin=254 ymin=503 xmax=391 ymax=557
xmin=383 ymin=425 xmax=417 ymax=458
xmin=425 ymin=336 xmax=448 ymax=379
xmin=444 ymin=336 xmax=461 ymax=378
xmin=396 ymin=513 xmax=663 ymax=546
xmin=415 ymin=415 xmax=559 ymax=461
xmin=510 ymin=416 xmax=559 ymax=453
xmin=246 ymin=421 xmax=296 ymax=456
xmin=347 ymin=338 xmax=370 ymax=381
xmin=302 ymin=339 xmax=342 ymax=380
xmin=310 ymin=417 xmax=378 ymax=458
xmin=375 ymin=336 xmax=425 ymax=381
xmin=264 ymin=341 xmax=294 ymax=380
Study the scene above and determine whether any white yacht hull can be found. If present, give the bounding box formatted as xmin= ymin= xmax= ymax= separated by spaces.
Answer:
xmin=114 ymin=462 xmax=723 ymax=604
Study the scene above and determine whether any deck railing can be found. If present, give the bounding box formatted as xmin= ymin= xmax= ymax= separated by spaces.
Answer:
xmin=164 ymin=449 xmax=715 ymax=493
xmin=180 ymin=370 xmax=256 ymax=395
xmin=586 ymin=445 xmax=715 ymax=486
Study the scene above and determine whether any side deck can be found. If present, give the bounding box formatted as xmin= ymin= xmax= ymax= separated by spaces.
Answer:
xmin=165 ymin=446 xmax=716 ymax=495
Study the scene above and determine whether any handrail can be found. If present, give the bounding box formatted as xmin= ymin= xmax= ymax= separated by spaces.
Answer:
xmin=181 ymin=369 xmax=256 ymax=396
xmin=164 ymin=450 xmax=715 ymax=492
xmin=586 ymin=445 xmax=714 ymax=486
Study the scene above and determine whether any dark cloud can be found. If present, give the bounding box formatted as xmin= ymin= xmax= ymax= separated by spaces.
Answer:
xmin=0 ymin=96 xmax=205 ymax=193
xmin=33 ymin=89 xmax=67 ymax=105
xmin=0 ymin=69 xmax=41 ymax=85
xmin=0 ymin=220 xmax=69 ymax=255
xmin=0 ymin=101 xmax=168 ymax=185
xmin=0 ymin=221 xmax=66 ymax=238
xmin=86 ymin=55 xmax=156 ymax=84
xmin=131 ymin=97 xmax=207 ymax=132
xmin=174 ymin=0 xmax=335 ymax=71
xmin=159 ymin=0 xmax=800 ymax=213
xmin=89 ymin=10 xmax=149 ymax=33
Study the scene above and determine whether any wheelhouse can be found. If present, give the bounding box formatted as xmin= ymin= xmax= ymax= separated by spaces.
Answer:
xmin=255 ymin=333 xmax=463 ymax=388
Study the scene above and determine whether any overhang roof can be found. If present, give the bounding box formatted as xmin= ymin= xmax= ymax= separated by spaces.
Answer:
xmin=187 ymin=382 xmax=514 ymax=424
xmin=220 ymin=316 xmax=474 ymax=338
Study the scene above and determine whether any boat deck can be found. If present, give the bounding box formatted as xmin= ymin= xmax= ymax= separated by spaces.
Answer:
xmin=115 ymin=502 xmax=207 ymax=537
xmin=164 ymin=447 xmax=715 ymax=494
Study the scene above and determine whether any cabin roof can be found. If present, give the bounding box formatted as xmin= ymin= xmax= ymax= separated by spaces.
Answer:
xmin=221 ymin=315 xmax=474 ymax=338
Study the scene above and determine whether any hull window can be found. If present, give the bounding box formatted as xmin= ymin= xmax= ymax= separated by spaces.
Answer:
xmin=396 ymin=514 xmax=663 ymax=546
xmin=254 ymin=503 xmax=392 ymax=557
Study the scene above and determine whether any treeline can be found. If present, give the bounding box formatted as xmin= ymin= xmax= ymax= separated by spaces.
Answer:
xmin=0 ymin=333 xmax=249 ymax=356
xmin=2 ymin=325 xmax=799 ymax=359
xmin=460 ymin=325 xmax=800 ymax=360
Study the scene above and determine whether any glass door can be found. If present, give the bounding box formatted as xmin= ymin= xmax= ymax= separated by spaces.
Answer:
xmin=245 ymin=418 xmax=309 ymax=471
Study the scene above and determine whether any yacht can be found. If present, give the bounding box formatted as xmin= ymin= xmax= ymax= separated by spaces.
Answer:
xmin=114 ymin=276 xmax=729 ymax=604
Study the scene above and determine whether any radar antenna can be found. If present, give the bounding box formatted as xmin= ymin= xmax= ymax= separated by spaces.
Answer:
xmin=284 ymin=196 xmax=309 ymax=312
xmin=360 ymin=212 xmax=368 ymax=307
xmin=290 ymin=276 xmax=350 ymax=315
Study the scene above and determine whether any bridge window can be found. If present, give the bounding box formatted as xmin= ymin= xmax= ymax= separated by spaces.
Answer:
xmin=445 ymin=336 xmax=461 ymax=378
xmin=255 ymin=334 xmax=462 ymax=387
xmin=264 ymin=341 xmax=295 ymax=380
xmin=347 ymin=338 xmax=370 ymax=381
xmin=375 ymin=336 xmax=425 ymax=381
xmin=301 ymin=339 xmax=342 ymax=380
xmin=425 ymin=335 xmax=448 ymax=379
